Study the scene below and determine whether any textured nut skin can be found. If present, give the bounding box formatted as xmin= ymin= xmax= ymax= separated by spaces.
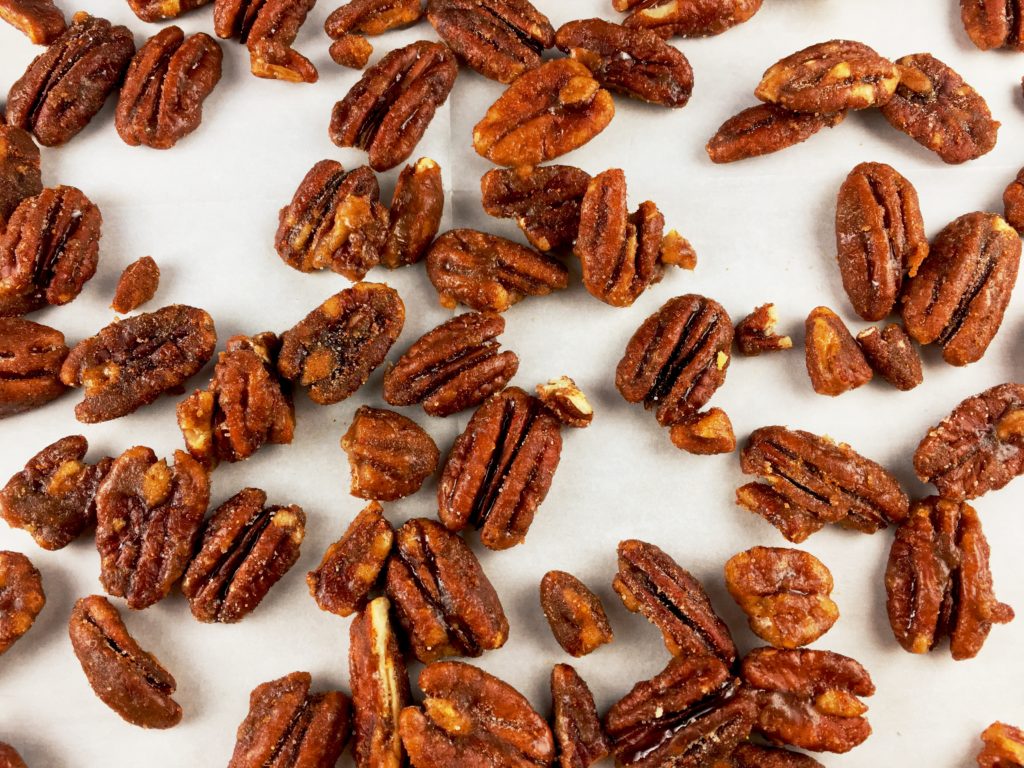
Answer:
xmin=330 ymin=41 xmax=457 ymax=172
xmin=721 ymin=744 xmax=825 ymax=768
xmin=978 ymin=723 xmax=1024 ymax=768
xmin=540 ymin=571 xmax=613 ymax=657
xmin=1005 ymin=168 xmax=1024 ymax=234
xmin=68 ymin=595 xmax=181 ymax=728
xmin=0 ymin=550 xmax=44 ymax=655
xmin=0 ymin=0 xmax=66 ymax=43
xmin=902 ymin=212 xmax=1021 ymax=367
xmin=804 ymin=306 xmax=872 ymax=396
xmin=620 ymin=0 xmax=763 ymax=38
xmin=536 ymin=376 xmax=593 ymax=428
xmin=961 ymin=0 xmax=1024 ymax=51
xmin=0 ymin=742 xmax=28 ymax=768
xmin=384 ymin=158 xmax=443 ymax=269
xmin=706 ymin=104 xmax=845 ymax=164
xmin=385 ymin=517 xmax=508 ymax=663
xmin=112 ymin=256 xmax=160 ymax=313
xmin=127 ymin=0 xmax=212 ymax=21
xmin=856 ymin=325 xmax=922 ymax=391
xmin=473 ymin=59 xmax=615 ymax=167
xmin=836 ymin=162 xmax=929 ymax=321
xmin=735 ymin=303 xmax=792 ymax=355
xmin=325 ymin=0 xmax=422 ymax=68
xmin=669 ymin=408 xmax=736 ymax=455
xmin=551 ymin=664 xmax=610 ymax=768
xmin=0 ymin=126 xmax=42 ymax=230
xmin=214 ymin=0 xmax=318 ymax=83
xmin=382 ymin=312 xmax=518 ymax=418
xmin=0 ymin=318 xmax=68 ymax=418
xmin=0 ymin=435 xmax=111 ymax=550
xmin=342 ymin=406 xmax=439 ymax=501
xmin=5 ymin=13 xmax=135 ymax=146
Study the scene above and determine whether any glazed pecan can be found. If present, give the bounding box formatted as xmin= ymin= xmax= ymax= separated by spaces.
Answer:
xmin=0 ymin=435 xmax=111 ymax=550
xmin=742 ymin=647 xmax=874 ymax=753
xmin=214 ymin=0 xmax=318 ymax=83
xmin=536 ymin=376 xmax=593 ymax=428
xmin=978 ymin=723 xmax=1024 ymax=768
xmin=473 ymin=59 xmax=615 ymax=167
xmin=330 ymin=41 xmax=457 ymax=172
xmin=0 ymin=186 xmax=101 ymax=317
xmin=5 ymin=13 xmax=135 ymax=146
xmin=856 ymin=324 xmax=923 ymax=391
xmin=616 ymin=294 xmax=733 ymax=426
xmin=94 ymin=447 xmax=210 ymax=610
xmin=383 ymin=157 xmax=443 ymax=269
xmin=902 ymin=212 xmax=1021 ymax=367
xmin=738 ymin=426 xmax=909 ymax=542
xmin=480 ymin=165 xmax=591 ymax=252
xmin=325 ymin=0 xmax=422 ymax=69
xmin=426 ymin=229 xmax=569 ymax=312
xmin=669 ymin=408 xmax=736 ymax=455
xmin=277 ymin=283 xmax=404 ymax=405
xmin=0 ymin=318 xmax=67 ymax=418
xmin=734 ymin=303 xmax=792 ymax=355
xmin=552 ymin=664 xmax=610 ymax=768
xmin=60 ymin=305 xmax=217 ymax=423
xmin=342 ymin=405 xmax=439 ymax=500
xmin=804 ymin=306 xmax=872 ymax=396
xmin=426 ymin=0 xmax=554 ymax=83
xmin=0 ymin=742 xmax=27 ymax=768
xmin=382 ymin=311 xmax=518 ymax=417
xmin=0 ymin=126 xmax=42 ymax=230
xmin=1005 ymin=168 xmax=1024 ymax=234
xmin=0 ymin=550 xmax=44 ymax=655
xmin=112 ymin=256 xmax=160 ymax=313
xmin=614 ymin=539 xmax=736 ymax=663
xmin=619 ymin=0 xmax=763 ymax=38
xmin=399 ymin=661 xmax=555 ymax=768
xmin=0 ymin=0 xmax=65 ymax=43
xmin=835 ymin=162 xmax=928 ymax=320
xmin=127 ymin=0 xmax=212 ymax=21
xmin=540 ymin=571 xmax=613 ymax=657
xmin=706 ymin=103 xmax=845 ymax=164
xmin=385 ymin=517 xmax=508 ymax=662
xmin=961 ymin=0 xmax=1024 ymax=51
xmin=228 ymin=672 xmax=351 ymax=768
xmin=721 ymin=744 xmax=825 ymax=768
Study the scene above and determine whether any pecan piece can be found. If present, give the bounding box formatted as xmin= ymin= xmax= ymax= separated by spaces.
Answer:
xmin=856 ymin=324 xmax=922 ymax=391
xmin=214 ymin=0 xmax=318 ymax=83
xmin=552 ymin=664 xmax=610 ymax=768
xmin=706 ymin=103 xmax=845 ymax=164
xmin=382 ymin=311 xmax=518 ymax=417
xmin=721 ymin=744 xmax=824 ymax=768
xmin=325 ymin=0 xmax=423 ymax=69
xmin=536 ymin=376 xmax=593 ymax=428
xmin=804 ymin=306 xmax=872 ymax=396
xmin=1004 ymin=168 xmax=1024 ymax=234
xmin=540 ymin=571 xmax=613 ymax=657
xmin=979 ymin=723 xmax=1024 ymax=768
xmin=383 ymin=157 xmax=443 ymax=269
xmin=111 ymin=256 xmax=160 ymax=313
xmin=69 ymin=595 xmax=180 ymax=728
xmin=0 ymin=550 xmax=44 ymax=655
xmin=734 ymin=303 xmax=792 ymax=355
xmin=0 ymin=125 xmax=42 ymax=230
xmin=902 ymin=212 xmax=1021 ymax=366
xmin=330 ymin=41 xmax=457 ymax=172
xmin=342 ymin=405 xmax=439 ymax=500
xmin=669 ymin=408 xmax=736 ymax=455
xmin=961 ymin=0 xmax=1024 ymax=51
xmin=620 ymin=0 xmax=763 ymax=38
xmin=0 ymin=0 xmax=65 ymax=43
xmin=127 ymin=0 xmax=212 ymax=21
xmin=0 ymin=318 xmax=67 ymax=418
xmin=385 ymin=517 xmax=508 ymax=662
xmin=0 ymin=743 xmax=27 ymax=768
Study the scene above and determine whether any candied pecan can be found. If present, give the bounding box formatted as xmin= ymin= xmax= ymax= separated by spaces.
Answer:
xmin=0 ymin=743 xmax=27 ymax=768
xmin=804 ymin=306 xmax=872 ymax=396
xmin=5 ymin=13 xmax=135 ymax=146
xmin=481 ymin=165 xmax=591 ymax=252
xmin=330 ymin=41 xmax=457 ymax=172
xmin=1005 ymin=168 xmax=1024 ymax=234
xmin=228 ymin=671 xmax=351 ymax=768
xmin=60 ymin=305 xmax=217 ymax=423
xmin=0 ymin=550 xmax=44 ymax=655
xmin=722 ymin=744 xmax=825 ymax=768
xmin=756 ymin=40 xmax=898 ymax=113
xmin=979 ymin=723 xmax=1024 ymax=768
xmin=0 ymin=0 xmax=65 ymax=43
xmin=473 ymin=59 xmax=615 ymax=167
xmin=669 ymin=408 xmax=736 ymax=455
xmin=342 ymin=405 xmax=439 ymax=500
xmin=961 ymin=0 xmax=1024 ymax=51
xmin=385 ymin=517 xmax=508 ymax=662
xmin=382 ymin=311 xmax=518 ymax=417
xmin=856 ymin=324 xmax=922 ymax=391
xmin=902 ymin=212 xmax=1021 ymax=367
xmin=426 ymin=229 xmax=569 ymax=312
xmin=613 ymin=539 xmax=736 ymax=663
xmin=0 ymin=435 xmax=111 ymax=550
xmin=540 ymin=570 xmax=613 ymax=657
xmin=620 ymin=0 xmax=763 ymax=38
xmin=706 ymin=104 xmax=845 ymax=164
xmin=111 ymin=256 xmax=160 ymax=313
xmin=735 ymin=303 xmax=792 ymax=355
xmin=94 ymin=447 xmax=210 ymax=610
xmin=426 ymin=0 xmax=554 ymax=84
xmin=326 ymin=0 xmax=422 ymax=69
xmin=551 ymin=664 xmax=610 ymax=768
xmin=616 ymin=294 xmax=733 ymax=426
xmin=214 ymin=0 xmax=318 ymax=83
xmin=0 ymin=318 xmax=67 ymax=418
xmin=536 ymin=376 xmax=593 ymax=428
xmin=127 ymin=0 xmax=212 ymax=21
xmin=383 ymin=157 xmax=443 ymax=269
xmin=0 ymin=126 xmax=41 ymax=230
xmin=0 ymin=186 xmax=101 ymax=317
xmin=277 ymin=282 xmax=404 ymax=405
xmin=399 ymin=661 xmax=555 ymax=768
xmin=69 ymin=595 xmax=180 ymax=729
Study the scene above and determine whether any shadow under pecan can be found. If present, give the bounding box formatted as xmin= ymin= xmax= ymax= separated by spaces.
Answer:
xmin=706 ymin=103 xmax=846 ymax=164
xmin=0 ymin=0 xmax=66 ymax=44
xmin=734 ymin=303 xmax=792 ymax=356
xmin=978 ymin=722 xmax=1024 ymax=768
xmin=0 ymin=550 xmax=44 ymax=655
xmin=383 ymin=157 xmax=443 ymax=269
xmin=960 ymin=0 xmax=1024 ymax=51
xmin=214 ymin=0 xmax=318 ymax=83
xmin=127 ymin=0 xmax=212 ymax=21
xmin=112 ymin=256 xmax=161 ymax=313
xmin=342 ymin=406 xmax=439 ymax=501
xmin=325 ymin=0 xmax=423 ymax=69
xmin=0 ymin=318 xmax=68 ymax=418
xmin=619 ymin=0 xmax=763 ymax=39
xmin=856 ymin=324 xmax=922 ymax=391
xmin=804 ymin=306 xmax=872 ymax=397
xmin=552 ymin=664 xmax=609 ymax=768
xmin=540 ymin=571 xmax=613 ymax=657
xmin=0 ymin=125 xmax=42 ymax=230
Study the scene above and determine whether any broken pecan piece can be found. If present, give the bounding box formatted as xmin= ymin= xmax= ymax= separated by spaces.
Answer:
xmin=536 ymin=376 xmax=593 ymax=428
xmin=112 ymin=256 xmax=160 ymax=313
xmin=383 ymin=157 xmax=443 ymax=269
xmin=669 ymin=408 xmax=736 ymax=455
xmin=214 ymin=0 xmax=318 ymax=83
xmin=706 ymin=104 xmax=845 ymax=164
xmin=0 ymin=318 xmax=68 ymax=418
xmin=856 ymin=324 xmax=922 ymax=391
xmin=540 ymin=570 xmax=613 ymax=657
xmin=481 ymin=165 xmax=591 ymax=252
xmin=978 ymin=722 xmax=1024 ymax=768
xmin=1005 ymin=168 xmax=1024 ymax=234
xmin=0 ymin=125 xmax=42 ymax=230
xmin=325 ymin=0 xmax=423 ymax=69
xmin=127 ymin=0 xmax=212 ymax=21
xmin=0 ymin=0 xmax=65 ymax=43
xmin=0 ymin=550 xmax=44 ymax=655
xmin=735 ymin=303 xmax=792 ymax=355
xmin=342 ymin=405 xmax=439 ymax=501
xmin=552 ymin=664 xmax=610 ymax=768
xmin=804 ymin=306 xmax=872 ymax=396
xmin=620 ymin=0 xmax=763 ymax=38
xmin=961 ymin=0 xmax=1024 ymax=51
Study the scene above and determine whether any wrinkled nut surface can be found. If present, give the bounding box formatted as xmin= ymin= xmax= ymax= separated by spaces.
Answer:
xmin=0 ymin=742 xmax=27 ymax=768
xmin=214 ymin=0 xmax=318 ymax=83
xmin=978 ymin=722 xmax=1024 ymax=768
xmin=325 ymin=0 xmax=423 ymax=69
xmin=382 ymin=311 xmax=518 ymax=418
xmin=0 ymin=125 xmax=42 ymax=230
xmin=473 ymin=59 xmax=615 ymax=167
xmin=620 ymin=0 xmax=763 ymax=39
xmin=720 ymin=744 xmax=825 ymax=768
xmin=112 ymin=256 xmax=160 ymax=313
xmin=735 ymin=303 xmax=792 ymax=355
xmin=0 ymin=550 xmax=44 ymax=655
xmin=0 ymin=318 xmax=68 ymax=418
xmin=127 ymin=0 xmax=212 ymax=21
xmin=552 ymin=664 xmax=610 ymax=768
xmin=1004 ymin=168 xmax=1024 ymax=234
xmin=536 ymin=376 xmax=593 ymax=428
xmin=540 ymin=571 xmax=613 ymax=657
xmin=706 ymin=104 xmax=845 ymax=164
xmin=961 ymin=0 xmax=1024 ymax=51
xmin=342 ymin=406 xmax=439 ymax=501
xmin=669 ymin=408 xmax=736 ymax=455
xmin=0 ymin=0 xmax=66 ymax=43
xmin=856 ymin=325 xmax=922 ymax=391
xmin=804 ymin=306 xmax=872 ymax=397
xmin=68 ymin=595 xmax=181 ymax=728
xmin=383 ymin=158 xmax=443 ymax=269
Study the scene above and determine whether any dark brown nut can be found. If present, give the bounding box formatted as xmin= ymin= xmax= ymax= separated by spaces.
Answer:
xmin=856 ymin=324 xmax=922 ymax=391
xmin=382 ymin=311 xmax=518 ymax=418
xmin=342 ymin=405 xmax=439 ymax=501
xmin=60 ymin=305 xmax=217 ymax=423
xmin=536 ymin=376 xmax=593 ymax=428
xmin=978 ymin=723 xmax=1024 ymax=768
xmin=385 ymin=517 xmax=508 ymax=662
xmin=0 ymin=743 xmax=27 ymax=768
xmin=94 ymin=446 xmax=210 ymax=610
xmin=804 ymin=306 xmax=872 ymax=396
xmin=880 ymin=53 xmax=998 ymax=165
xmin=902 ymin=212 xmax=1021 ymax=367
xmin=326 ymin=0 xmax=423 ymax=69
xmin=111 ymin=256 xmax=160 ymax=313
xmin=0 ymin=0 xmax=65 ymax=43
xmin=181 ymin=488 xmax=305 ymax=623
xmin=473 ymin=59 xmax=615 ymax=167
xmin=68 ymin=595 xmax=181 ymax=728
xmin=330 ymin=41 xmax=457 ymax=172
xmin=0 ymin=436 xmax=111 ymax=550
xmin=127 ymin=0 xmax=212 ymax=21
xmin=741 ymin=647 xmax=874 ymax=753
xmin=755 ymin=40 xmax=898 ymax=113
xmin=426 ymin=229 xmax=569 ymax=312
xmin=738 ymin=426 xmax=910 ymax=542
xmin=721 ymin=744 xmax=825 ymax=768
xmin=214 ymin=0 xmax=318 ymax=83
xmin=5 ymin=13 xmax=135 ymax=146
xmin=540 ymin=571 xmax=613 ymax=657
xmin=383 ymin=157 xmax=443 ymax=269
xmin=277 ymin=282 xmax=404 ymax=405
xmin=0 ymin=186 xmax=101 ymax=317
xmin=228 ymin=671 xmax=351 ymax=768
xmin=0 ymin=550 xmax=44 ymax=655
xmin=616 ymin=294 xmax=733 ymax=427
xmin=619 ymin=0 xmax=763 ymax=38
xmin=724 ymin=546 xmax=839 ymax=649
xmin=551 ymin=664 xmax=610 ymax=768
xmin=0 ymin=126 xmax=42 ymax=230
xmin=735 ymin=303 xmax=793 ymax=355
xmin=426 ymin=0 xmax=554 ymax=84
xmin=669 ymin=408 xmax=736 ymax=455
xmin=613 ymin=539 xmax=736 ymax=663
xmin=706 ymin=103 xmax=845 ymax=164
xmin=1004 ymin=168 xmax=1024 ymax=234
xmin=961 ymin=0 xmax=1024 ymax=51
xmin=835 ymin=162 xmax=929 ymax=321
xmin=0 ymin=318 xmax=68 ymax=418
xmin=399 ymin=660 xmax=555 ymax=768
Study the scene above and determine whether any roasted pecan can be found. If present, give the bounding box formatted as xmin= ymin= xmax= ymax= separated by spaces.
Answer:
xmin=0 ymin=318 xmax=67 ymax=418
xmin=68 ymin=595 xmax=181 ymax=728
xmin=228 ymin=671 xmax=351 ymax=768
xmin=0 ymin=435 xmax=111 ymax=550
xmin=755 ymin=40 xmax=898 ymax=113
xmin=0 ymin=742 xmax=27 ymax=768
xmin=902 ymin=212 xmax=1021 ymax=367
xmin=5 ymin=13 xmax=135 ymax=146
xmin=738 ymin=426 xmax=909 ymax=542
xmin=720 ymin=744 xmax=825 ymax=768
xmin=112 ymin=256 xmax=160 ymax=313
xmin=669 ymin=408 xmax=736 ymax=455
xmin=1005 ymin=168 xmax=1024 ymax=234
xmin=706 ymin=103 xmax=845 ymax=164
xmin=342 ymin=406 xmax=439 ymax=500
xmin=540 ymin=571 xmax=613 ymax=657
xmin=382 ymin=311 xmax=518 ymax=417
xmin=979 ymin=722 xmax=1024 ymax=768
xmin=552 ymin=664 xmax=610 ymax=768
xmin=94 ymin=447 xmax=210 ymax=610
xmin=426 ymin=229 xmax=569 ymax=312
xmin=330 ymin=41 xmax=457 ymax=172
xmin=616 ymin=294 xmax=733 ymax=426
xmin=620 ymin=0 xmax=763 ymax=38
xmin=961 ymin=0 xmax=1024 ymax=51
xmin=277 ymin=282 xmax=404 ymax=405
xmin=399 ymin=661 xmax=555 ymax=768
xmin=385 ymin=517 xmax=508 ymax=662
xmin=0 ymin=126 xmax=41 ymax=230
xmin=804 ymin=306 xmax=872 ymax=396
xmin=473 ymin=59 xmax=615 ymax=167
xmin=480 ymin=165 xmax=591 ymax=252
xmin=0 ymin=0 xmax=65 ymax=43
xmin=383 ymin=157 xmax=443 ymax=269
xmin=326 ymin=0 xmax=422 ymax=69
xmin=214 ymin=0 xmax=318 ymax=83
xmin=127 ymin=0 xmax=212 ymax=21
xmin=60 ymin=305 xmax=217 ymax=423
xmin=613 ymin=539 xmax=736 ymax=663
xmin=0 ymin=550 xmax=44 ymax=655
xmin=856 ymin=324 xmax=922 ymax=391
xmin=735 ymin=303 xmax=792 ymax=355
xmin=536 ymin=376 xmax=593 ymax=428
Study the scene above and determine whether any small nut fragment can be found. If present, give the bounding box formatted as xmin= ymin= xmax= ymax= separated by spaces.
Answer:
xmin=960 ymin=0 xmax=1024 ymax=51
xmin=325 ymin=0 xmax=423 ymax=69
xmin=0 ymin=125 xmax=42 ymax=230
xmin=620 ymin=0 xmax=763 ymax=39
xmin=735 ymin=303 xmax=792 ymax=355
xmin=551 ymin=664 xmax=610 ymax=768
xmin=383 ymin=157 xmax=443 ymax=269
xmin=112 ymin=257 xmax=160 ymax=313
xmin=540 ymin=571 xmax=613 ymax=657
xmin=342 ymin=406 xmax=439 ymax=501
xmin=214 ymin=0 xmax=319 ymax=83
xmin=856 ymin=325 xmax=922 ymax=391
xmin=0 ymin=318 xmax=68 ymax=418
xmin=978 ymin=722 xmax=1024 ymax=768
xmin=706 ymin=104 xmax=845 ymax=164
xmin=669 ymin=408 xmax=736 ymax=455
xmin=536 ymin=376 xmax=593 ymax=428
xmin=1004 ymin=168 xmax=1024 ymax=234
xmin=0 ymin=550 xmax=44 ymax=655
xmin=0 ymin=0 xmax=66 ymax=43
xmin=804 ymin=306 xmax=872 ymax=397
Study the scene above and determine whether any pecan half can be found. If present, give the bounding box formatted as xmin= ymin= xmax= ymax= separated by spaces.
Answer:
xmin=620 ymin=0 xmax=763 ymax=38
xmin=536 ymin=376 xmax=593 ymax=428
xmin=961 ymin=0 xmax=1024 ymax=51
xmin=540 ymin=571 xmax=613 ymax=657
xmin=480 ymin=165 xmax=591 ymax=252
xmin=111 ymin=256 xmax=160 ymax=313
xmin=721 ymin=744 xmax=825 ymax=768
xmin=552 ymin=664 xmax=610 ymax=768
xmin=0 ymin=125 xmax=42 ymax=230
xmin=0 ymin=742 xmax=27 ymax=768
xmin=342 ymin=405 xmax=439 ymax=500
xmin=1005 ymin=168 xmax=1024 ymax=234
xmin=856 ymin=324 xmax=922 ymax=391
xmin=978 ymin=722 xmax=1024 ymax=768
xmin=214 ymin=0 xmax=318 ymax=83
xmin=669 ymin=408 xmax=736 ymax=455
xmin=804 ymin=306 xmax=872 ymax=396
xmin=383 ymin=157 xmax=443 ymax=269
xmin=127 ymin=0 xmax=212 ymax=21
xmin=0 ymin=0 xmax=66 ymax=43
xmin=706 ymin=103 xmax=845 ymax=164
xmin=0 ymin=318 xmax=67 ymax=418
xmin=0 ymin=550 xmax=44 ymax=655
xmin=734 ymin=303 xmax=792 ymax=355
xmin=325 ymin=0 xmax=423 ymax=69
